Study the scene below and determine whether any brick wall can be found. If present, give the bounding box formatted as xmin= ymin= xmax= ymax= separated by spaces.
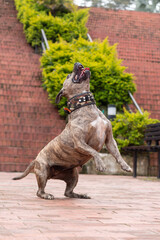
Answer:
xmin=87 ymin=8 xmax=160 ymax=175
xmin=1 ymin=2 xmax=159 ymax=174
xmin=0 ymin=0 xmax=65 ymax=172
xmin=87 ymin=8 xmax=160 ymax=120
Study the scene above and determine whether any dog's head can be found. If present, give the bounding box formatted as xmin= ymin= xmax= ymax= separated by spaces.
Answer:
xmin=56 ymin=62 xmax=91 ymax=103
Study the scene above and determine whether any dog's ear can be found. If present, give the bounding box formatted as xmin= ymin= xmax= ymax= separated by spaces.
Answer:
xmin=55 ymin=89 xmax=63 ymax=104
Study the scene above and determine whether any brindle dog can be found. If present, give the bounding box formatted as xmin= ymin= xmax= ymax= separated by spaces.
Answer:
xmin=13 ymin=63 xmax=132 ymax=200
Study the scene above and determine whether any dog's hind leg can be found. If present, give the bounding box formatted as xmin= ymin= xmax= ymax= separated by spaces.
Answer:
xmin=63 ymin=168 xmax=90 ymax=199
xmin=35 ymin=162 xmax=54 ymax=200
xmin=105 ymin=122 xmax=132 ymax=172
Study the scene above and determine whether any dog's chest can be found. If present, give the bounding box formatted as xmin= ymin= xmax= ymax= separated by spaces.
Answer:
xmin=88 ymin=116 xmax=107 ymax=150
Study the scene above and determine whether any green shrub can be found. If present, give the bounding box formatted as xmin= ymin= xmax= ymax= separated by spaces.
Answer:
xmin=15 ymin=0 xmax=160 ymax=152
xmin=35 ymin=0 xmax=76 ymax=17
xmin=14 ymin=0 xmax=88 ymax=46
xmin=111 ymin=109 xmax=160 ymax=151
xmin=41 ymin=37 xmax=136 ymax=116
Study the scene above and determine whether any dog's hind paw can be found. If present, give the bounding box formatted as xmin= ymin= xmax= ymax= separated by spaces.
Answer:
xmin=78 ymin=194 xmax=91 ymax=199
xmin=37 ymin=192 xmax=54 ymax=200
xmin=65 ymin=192 xmax=91 ymax=199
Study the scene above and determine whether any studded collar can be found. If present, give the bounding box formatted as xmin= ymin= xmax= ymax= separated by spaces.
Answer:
xmin=64 ymin=92 xmax=96 ymax=114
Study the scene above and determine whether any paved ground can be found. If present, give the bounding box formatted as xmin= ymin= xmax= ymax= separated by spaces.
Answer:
xmin=0 ymin=173 xmax=160 ymax=240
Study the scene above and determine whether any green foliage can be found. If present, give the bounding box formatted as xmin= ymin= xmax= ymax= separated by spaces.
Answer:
xmin=35 ymin=0 xmax=75 ymax=16
xmin=41 ymin=37 xmax=136 ymax=116
xmin=111 ymin=109 xmax=160 ymax=151
xmin=15 ymin=0 xmax=160 ymax=152
xmin=14 ymin=0 xmax=88 ymax=47
xmin=14 ymin=0 xmax=136 ymax=117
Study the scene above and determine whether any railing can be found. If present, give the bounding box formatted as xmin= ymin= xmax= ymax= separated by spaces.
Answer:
xmin=41 ymin=29 xmax=50 ymax=52
xmin=128 ymin=91 xmax=143 ymax=114
xmin=87 ymin=33 xmax=93 ymax=42
xmin=87 ymin=33 xmax=143 ymax=114
xmin=40 ymin=29 xmax=143 ymax=115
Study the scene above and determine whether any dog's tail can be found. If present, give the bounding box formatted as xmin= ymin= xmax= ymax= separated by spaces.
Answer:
xmin=12 ymin=160 xmax=35 ymax=180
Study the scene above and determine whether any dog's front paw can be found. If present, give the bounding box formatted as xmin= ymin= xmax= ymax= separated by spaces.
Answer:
xmin=96 ymin=164 xmax=106 ymax=172
xmin=121 ymin=164 xmax=132 ymax=173
xmin=95 ymin=158 xmax=106 ymax=172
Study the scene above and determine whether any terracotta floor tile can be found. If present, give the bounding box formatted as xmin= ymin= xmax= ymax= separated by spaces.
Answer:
xmin=0 ymin=173 xmax=160 ymax=240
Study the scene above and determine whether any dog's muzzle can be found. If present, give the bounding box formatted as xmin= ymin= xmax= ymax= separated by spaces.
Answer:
xmin=72 ymin=62 xmax=90 ymax=84
xmin=55 ymin=62 xmax=91 ymax=104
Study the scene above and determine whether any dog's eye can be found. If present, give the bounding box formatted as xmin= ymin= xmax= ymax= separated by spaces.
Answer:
xmin=67 ymin=74 xmax=71 ymax=79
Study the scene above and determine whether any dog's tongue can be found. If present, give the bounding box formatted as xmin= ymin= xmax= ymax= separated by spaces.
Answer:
xmin=80 ymin=67 xmax=90 ymax=78
xmin=84 ymin=67 xmax=90 ymax=70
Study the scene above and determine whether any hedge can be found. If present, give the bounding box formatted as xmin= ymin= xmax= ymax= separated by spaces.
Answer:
xmin=111 ymin=109 xmax=160 ymax=151
xmin=14 ymin=0 xmax=160 ymax=150
xmin=14 ymin=0 xmax=88 ymax=47
xmin=41 ymin=37 xmax=136 ymax=116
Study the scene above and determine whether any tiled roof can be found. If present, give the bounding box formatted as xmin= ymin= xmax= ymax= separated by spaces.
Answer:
xmin=87 ymin=8 xmax=160 ymax=120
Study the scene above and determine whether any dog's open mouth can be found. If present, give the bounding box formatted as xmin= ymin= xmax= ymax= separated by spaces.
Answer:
xmin=72 ymin=62 xmax=90 ymax=83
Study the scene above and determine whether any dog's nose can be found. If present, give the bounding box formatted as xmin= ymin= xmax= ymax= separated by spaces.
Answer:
xmin=83 ymin=69 xmax=91 ymax=79
xmin=74 ymin=62 xmax=84 ymax=72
